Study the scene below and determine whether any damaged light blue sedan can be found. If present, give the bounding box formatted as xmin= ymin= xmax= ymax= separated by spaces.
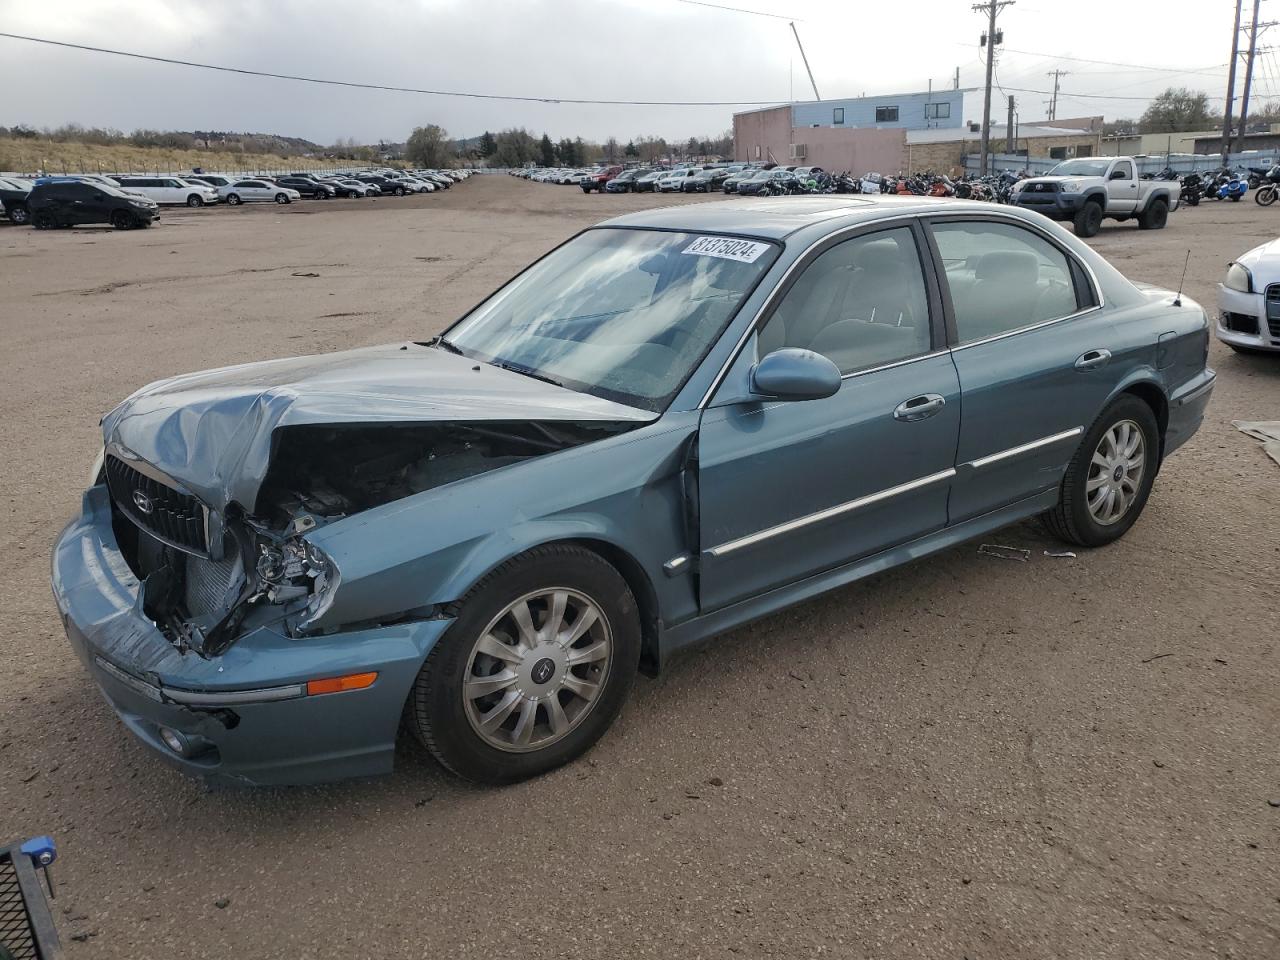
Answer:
xmin=52 ymin=197 xmax=1216 ymax=786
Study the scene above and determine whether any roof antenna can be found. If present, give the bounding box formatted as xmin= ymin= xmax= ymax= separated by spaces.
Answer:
xmin=1173 ymin=250 xmax=1190 ymax=306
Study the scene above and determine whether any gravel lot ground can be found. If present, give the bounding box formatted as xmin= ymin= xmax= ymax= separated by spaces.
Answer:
xmin=1 ymin=177 xmax=1277 ymax=959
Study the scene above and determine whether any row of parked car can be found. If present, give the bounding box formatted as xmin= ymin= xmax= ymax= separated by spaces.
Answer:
xmin=512 ymin=162 xmax=827 ymax=195
xmin=0 ymin=168 xmax=474 ymax=229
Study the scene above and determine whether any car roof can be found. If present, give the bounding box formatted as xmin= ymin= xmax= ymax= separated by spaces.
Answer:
xmin=597 ymin=195 xmax=968 ymax=240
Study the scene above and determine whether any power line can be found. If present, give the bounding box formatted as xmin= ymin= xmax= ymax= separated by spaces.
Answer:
xmin=996 ymin=46 xmax=1228 ymax=76
xmin=674 ymin=0 xmax=800 ymax=21
xmin=0 ymin=31 xmax=787 ymax=107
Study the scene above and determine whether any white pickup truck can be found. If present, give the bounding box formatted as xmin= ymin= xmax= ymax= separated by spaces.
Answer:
xmin=1010 ymin=156 xmax=1179 ymax=237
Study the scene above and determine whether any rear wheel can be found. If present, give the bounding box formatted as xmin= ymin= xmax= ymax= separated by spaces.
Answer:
xmin=1138 ymin=198 xmax=1168 ymax=230
xmin=32 ymin=212 xmax=54 ymax=229
xmin=186 ymin=195 xmax=204 ymax=207
xmin=1043 ymin=395 xmax=1160 ymax=548
xmin=394 ymin=186 xmax=406 ymax=196
xmin=410 ymin=545 xmax=640 ymax=784
xmin=1073 ymin=201 xmax=1104 ymax=237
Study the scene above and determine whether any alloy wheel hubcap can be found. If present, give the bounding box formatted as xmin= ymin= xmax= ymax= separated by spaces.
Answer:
xmin=1087 ymin=419 xmax=1145 ymax=525
xmin=463 ymin=588 xmax=612 ymax=752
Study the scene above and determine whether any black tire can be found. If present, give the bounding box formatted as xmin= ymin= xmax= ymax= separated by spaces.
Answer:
xmin=1230 ymin=193 xmax=1242 ymax=202
xmin=32 ymin=212 xmax=54 ymax=230
xmin=186 ymin=195 xmax=204 ymax=207
xmin=7 ymin=203 xmax=30 ymax=225
xmin=394 ymin=186 xmax=406 ymax=197
xmin=226 ymin=193 xmax=242 ymax=205
xmin=410 ymin=544 xmax=641 ymax=785
xmin=1256 ymin=185 xmax=1277 ymax=207
xmin=1184 ymin=192 xmax=1200 ymax=207
xmin=110 ymin=211 xmax=131 ymax=230
xmin=1042 ymin=395 xmax=1160 ymax=548
xmin=1073 ymin=201 xmax=1104 ymax=238
xmin=581 ymin=184 xmax=592 ymax=193
xmin=274 ymin=193 xmax=289 ymax=204
xmin=1138 ymin=198 xmax=1168 ymax=230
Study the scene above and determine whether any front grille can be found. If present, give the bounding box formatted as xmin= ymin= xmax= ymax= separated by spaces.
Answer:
xmin=1266 ymin=284 xmax=1280 ymax=339
xmin=1026 ymin=181 xmax=1056 ymax=193
xmin=0 ymin=852 xmax=37 ymax=960
xmin=105 ymin=455 xmax=209 ymax=556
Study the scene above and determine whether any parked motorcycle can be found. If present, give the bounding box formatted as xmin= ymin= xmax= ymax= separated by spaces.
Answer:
xmin=1254 ymin=164 xmax=1280 ymax=206
xmin=1179 ymin=172 xmax=1202 ymax=207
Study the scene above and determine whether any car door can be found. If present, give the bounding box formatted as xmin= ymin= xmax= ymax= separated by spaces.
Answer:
xmin=926 ymin=215 xmax=1135 ymax=523
xmin=1106 ymin=160 xmax=1139 ymax=214
xmin=698 ymin=222 xmax=961 ymax=612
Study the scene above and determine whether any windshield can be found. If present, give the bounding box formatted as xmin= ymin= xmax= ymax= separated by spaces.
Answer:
xmin=444 ymin=228 xmax=779 ymax=411
xmin=1048 ymin=159 xmax=1112 ymax=177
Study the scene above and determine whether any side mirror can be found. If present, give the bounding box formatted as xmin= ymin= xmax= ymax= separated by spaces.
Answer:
xmin=1109 ymin=169 xmax=1127 ymax=181
xmin=750 ymin=348 xmax=841 ymax=402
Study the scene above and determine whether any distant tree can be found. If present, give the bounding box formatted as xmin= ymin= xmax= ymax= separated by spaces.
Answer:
xmin=1101 ymin=118 xmax=1139 ymax=137
xmin=1139 ymin=88 xmax=1213 ymax=134
xmin=624 ymin=139 xmax=638 ymax=157
xmin=539 ymin=133 xmax=556 ymax=167
xmin=406 ymin=124 xmax=452 ymax=167
xmin=479 ymin=130 xmax=497 ymax=158
xmin=604 ymin=137 xmax=620 ymax=161
xmin=493 ymin=128 xmax=538 ymax=167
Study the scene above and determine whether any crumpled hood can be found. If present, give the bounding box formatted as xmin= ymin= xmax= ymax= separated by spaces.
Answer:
xmin=103 ymin=342 xmax=655 ymax=513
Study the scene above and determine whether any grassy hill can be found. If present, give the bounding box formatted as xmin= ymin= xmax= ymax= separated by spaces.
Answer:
xmin=0 ymin=137 xmax=373 ymax=176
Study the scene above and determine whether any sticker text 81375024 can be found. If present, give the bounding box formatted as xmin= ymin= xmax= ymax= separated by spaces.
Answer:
xmin=682 ymin=236 xmax=772 ymax=264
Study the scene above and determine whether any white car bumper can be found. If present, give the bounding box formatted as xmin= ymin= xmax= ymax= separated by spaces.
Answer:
xmin=1217 ymin=283 xmax=1280 ymax=351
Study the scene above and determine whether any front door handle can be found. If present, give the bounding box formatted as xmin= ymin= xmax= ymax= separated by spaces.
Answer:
xmin=1074 ymin=348 xmax=1112 ymax=371
xmin=894 ymin=394 xmax=946 ymax=422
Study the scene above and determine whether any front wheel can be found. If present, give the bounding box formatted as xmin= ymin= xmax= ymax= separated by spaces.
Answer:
xmin=8 ymin=203 xmax=30 ymax=224
xmin=110 ymin=210 xmax=132 ymax=230
xmin=1042 ymin=396 xmax=1160 ymax=548
xmin=274 ymin=193 xmax=289 ymax=204
xmin=394 ymin=186 xmax=406 ymax=196
xmin=186 ymin=195 xmax=204 ymax=207
xmin=1256 ymin=185 xmax=1277 ymax=206
xmin=410 ymin=545 xmax=640 ymax=784
xmin=226 ymin=193 xmax=242 ymax=205
xmin=1073 ymin=201 xmax=1103 ymax=238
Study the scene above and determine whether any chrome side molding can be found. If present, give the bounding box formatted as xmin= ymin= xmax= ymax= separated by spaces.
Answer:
xmin=966 ymin=427 xmax=1083 ymax=471
xmin=705 ymin=468 xmax=957 ymax=558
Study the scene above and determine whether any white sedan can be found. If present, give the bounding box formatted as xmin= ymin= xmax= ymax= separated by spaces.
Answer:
xmin=218 ymin=179 xmax=302 ymax=205
xmin=115 ymin=176 xmax=220 ymax=206
xmin=1218 ymin=238 xmax=1280 ymax=354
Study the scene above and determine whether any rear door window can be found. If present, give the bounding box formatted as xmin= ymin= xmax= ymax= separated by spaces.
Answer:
xmin=930 ymin=220 xmax=1088 ymax=344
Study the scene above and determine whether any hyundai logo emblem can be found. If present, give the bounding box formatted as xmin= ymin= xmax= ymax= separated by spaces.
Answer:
xmin=132 ymin=490 xmax=155 ymax=515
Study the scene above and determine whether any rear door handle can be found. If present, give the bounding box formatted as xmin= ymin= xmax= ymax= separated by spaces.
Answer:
xmin=894 ymin=394 xmax=946 ymax=421
xmin=1074 ymin=348 xmax=1112 ymax=371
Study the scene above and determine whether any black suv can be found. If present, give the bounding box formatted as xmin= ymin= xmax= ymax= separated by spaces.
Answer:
xmin=26 ymin=181 xmax=159 ymax=229
xmin=355 ymin=175 xmax=408 ymax=196
xmin=0 ymin=177 xmax=32 ymax=224
xmin=276 ymin=176 xmax=336 ymax=199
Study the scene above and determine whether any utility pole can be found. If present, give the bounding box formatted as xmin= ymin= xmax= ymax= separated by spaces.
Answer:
xmin=1006 ymin=95 xmax=1015 ymax=153
xmin=1223 ymin=0 xmax=1244 ymax=165
xmin=1237 ymin=6 xmax=1277 ymax=152
xmin=790 ymin=22 xmax=821 ymax=101
xmin=973 ymin=0 xmax=1015 ymax=176
xmin=1046 ymin=69 xmax=1069 ymax=122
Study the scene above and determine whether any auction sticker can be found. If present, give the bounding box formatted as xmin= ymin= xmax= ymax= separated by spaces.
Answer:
xmin=682 ymin=236 xmax=771 ymax=263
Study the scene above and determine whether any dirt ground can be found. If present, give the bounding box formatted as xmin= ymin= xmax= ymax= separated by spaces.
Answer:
xmin=1 ymin=177 xmax=1277 ymax=960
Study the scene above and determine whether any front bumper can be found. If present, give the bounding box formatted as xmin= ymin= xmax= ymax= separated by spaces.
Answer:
xmin=51 ymin=486 xmax=452 ymax=786
xmin=1216 ymin=283 xmax=1280 ymax=351
xmin=1012 ymin=190 xmax=1086 ymax=218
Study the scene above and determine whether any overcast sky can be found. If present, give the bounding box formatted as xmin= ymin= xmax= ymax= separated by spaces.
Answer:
xmin=0 ymin=0 xmax=1247 ymax=145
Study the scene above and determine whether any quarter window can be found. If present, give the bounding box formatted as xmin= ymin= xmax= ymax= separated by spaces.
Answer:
xmin=758 ymin=227 xmax=932 ymax=374
xmin=931 ymin=221 xmax=1085 ymax=344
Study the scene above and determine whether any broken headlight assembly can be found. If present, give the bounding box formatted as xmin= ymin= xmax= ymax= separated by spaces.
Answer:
xmin=249 ymin=517 xmax=341 ymax=631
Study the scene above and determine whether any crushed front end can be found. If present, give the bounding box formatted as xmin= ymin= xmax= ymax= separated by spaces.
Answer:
xmin=51 ymin=457 xmax=450 ymax=786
